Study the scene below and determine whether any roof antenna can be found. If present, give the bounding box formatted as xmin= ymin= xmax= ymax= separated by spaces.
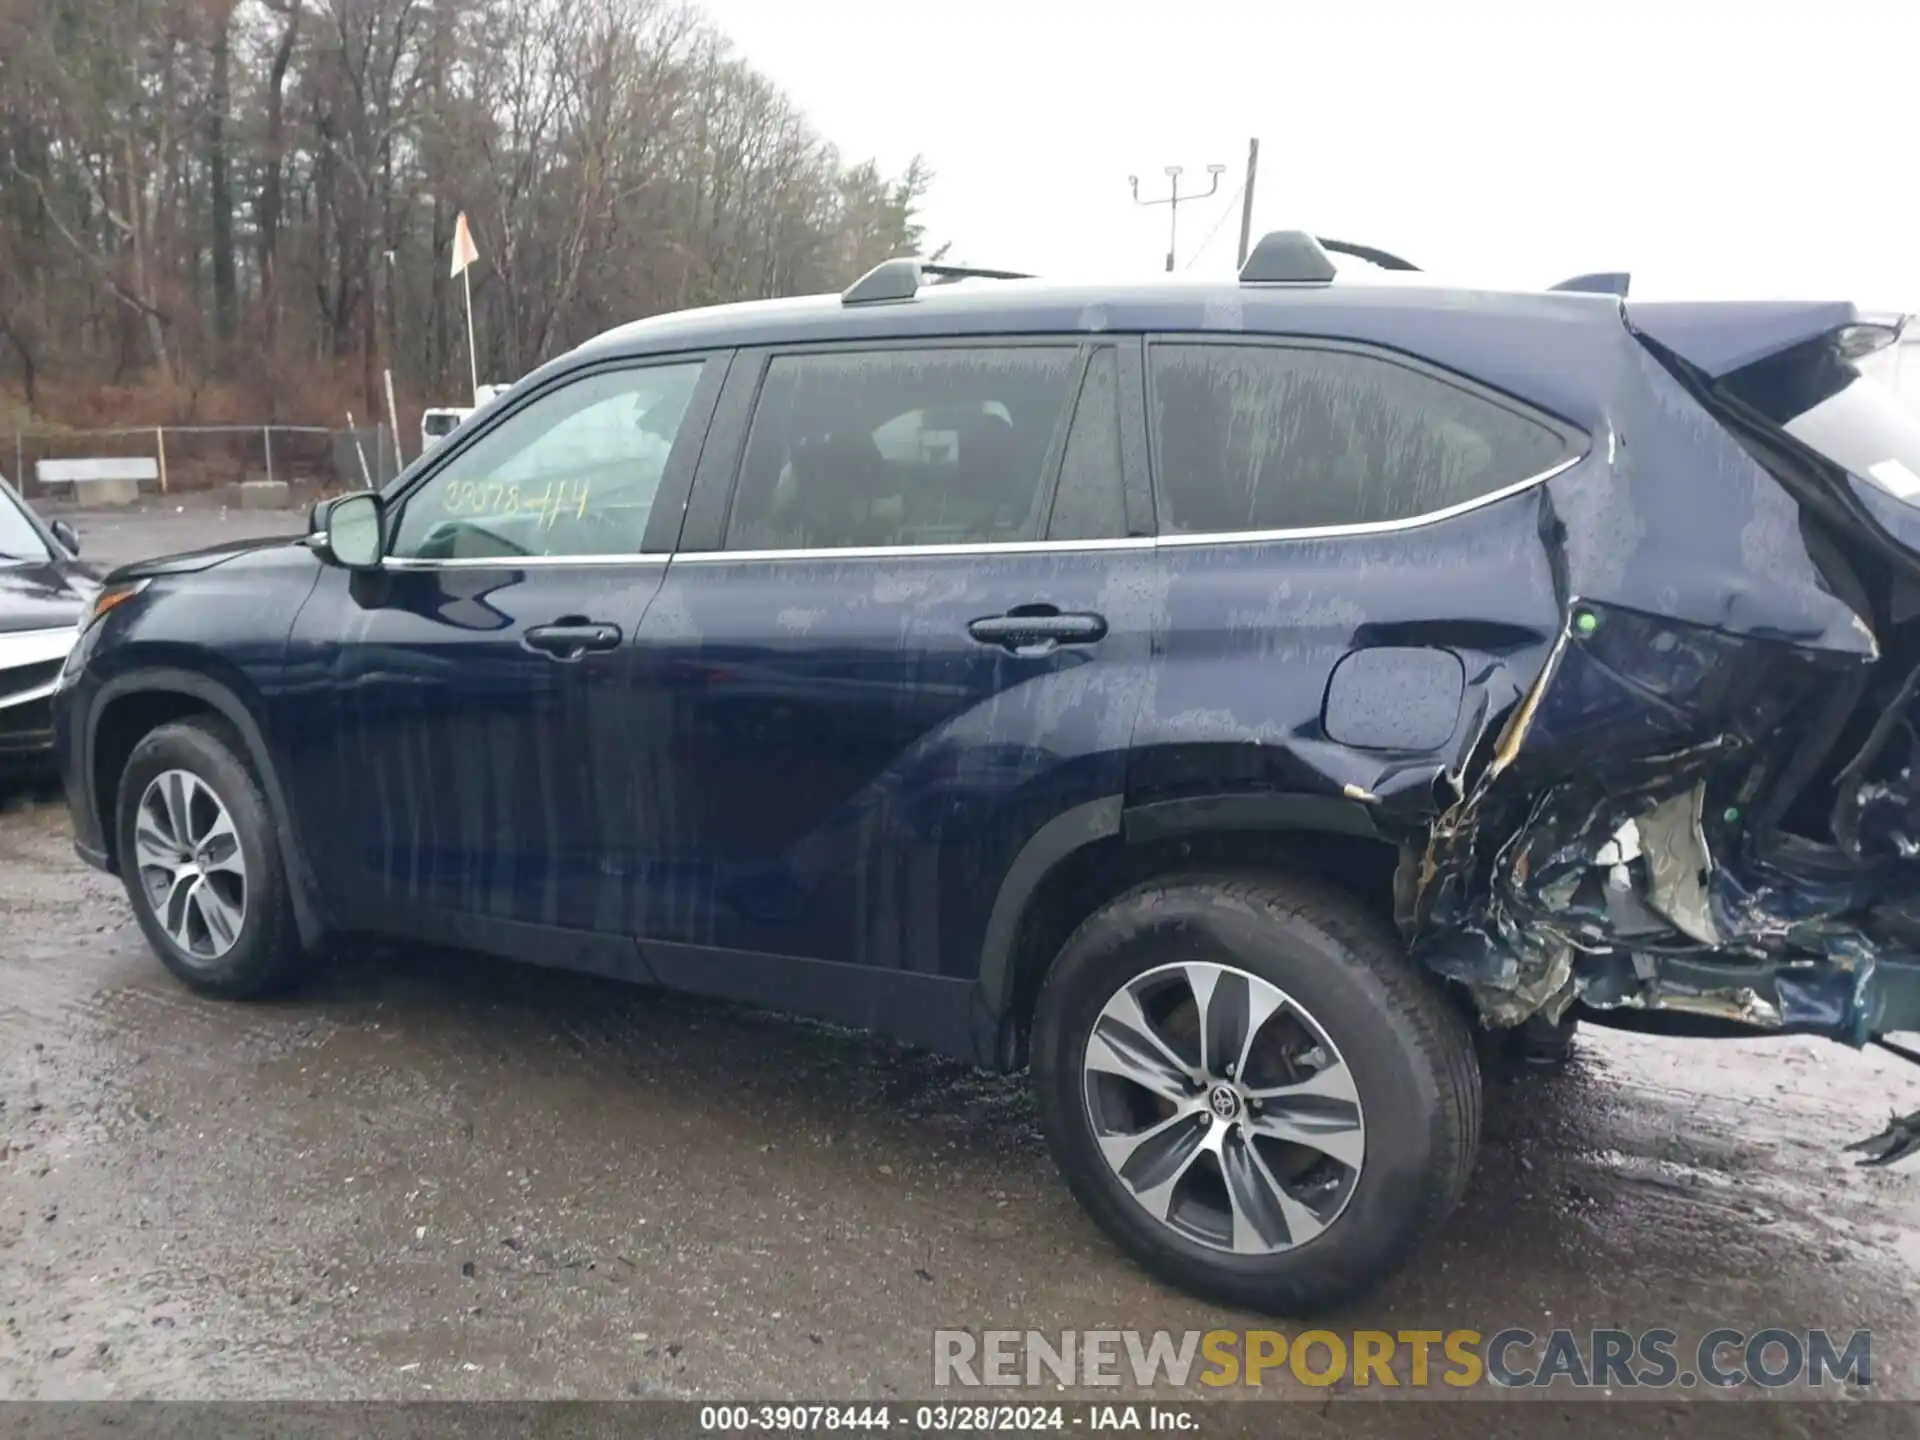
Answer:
xmin=1238 ymin=231 xmax=1337 ymax=284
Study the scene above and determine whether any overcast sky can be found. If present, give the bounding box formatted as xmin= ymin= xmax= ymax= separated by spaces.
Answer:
xmin=697 ymin=0 xmax=1917 ymax=306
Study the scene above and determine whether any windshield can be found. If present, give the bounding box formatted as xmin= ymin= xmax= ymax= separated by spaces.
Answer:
xmin=1724 ymin=334 xmax=1920 ymax=505
xmin=0 ymin=486 xmax=52 ymax=562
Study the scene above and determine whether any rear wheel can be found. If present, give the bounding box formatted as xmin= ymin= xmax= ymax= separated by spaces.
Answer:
xmin=115 ymin=718 xmax=307 ymax=999
xmin=1031 ymin=871 xmax=1480 ymax=1314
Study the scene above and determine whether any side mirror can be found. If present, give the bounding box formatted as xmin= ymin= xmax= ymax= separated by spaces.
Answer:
xmin=50 ymin=519 xmax=80 ymax=556
xmin=310 ymin=492 xmax=385 ymax=570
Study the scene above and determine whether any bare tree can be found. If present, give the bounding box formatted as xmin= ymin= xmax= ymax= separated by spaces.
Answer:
xmin=0 ymin=0 xmax=933 ymax=419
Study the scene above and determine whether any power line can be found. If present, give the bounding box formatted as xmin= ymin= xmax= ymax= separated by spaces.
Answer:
xmin=1183 ymin=180 xmax=1247 ymax=270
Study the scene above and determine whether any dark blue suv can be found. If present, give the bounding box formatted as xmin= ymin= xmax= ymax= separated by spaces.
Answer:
xmin=51 ymin=234 xmax=1920 ymax=1312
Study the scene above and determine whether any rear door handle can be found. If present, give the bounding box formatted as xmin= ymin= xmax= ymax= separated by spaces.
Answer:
xmin=523 ymin=620 xmax=623 ymax=661
xmin=968 ymin=608 xmax=1108 ymax=654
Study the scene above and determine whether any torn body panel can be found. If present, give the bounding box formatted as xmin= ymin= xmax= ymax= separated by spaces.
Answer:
xmin=1404 ymin=317 xmax=1920 ymax=1050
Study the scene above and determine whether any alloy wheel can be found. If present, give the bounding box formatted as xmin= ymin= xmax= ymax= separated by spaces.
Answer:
xmin=1081 ymin=961 xmax=1366 ymax=1254
xmin=133 ymin=768 xmax=248 ymax=962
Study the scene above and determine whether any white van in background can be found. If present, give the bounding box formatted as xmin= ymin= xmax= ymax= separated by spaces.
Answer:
xmin=420 ymin=383 xmax=514 ymax=454
xmin=420 ymin=407 xmax=471 ymax=452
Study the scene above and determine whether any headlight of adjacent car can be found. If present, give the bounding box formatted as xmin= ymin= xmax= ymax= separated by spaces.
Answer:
xmin=0 ymin=625 xmax=82 ymax=707
xmin=0 ymin=626 xmax=81 ymax=674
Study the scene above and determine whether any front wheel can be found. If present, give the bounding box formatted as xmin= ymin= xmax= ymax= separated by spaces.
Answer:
xmin=115 ymin=717 xmax=308 ymax=999
xmin=1031 ymin=872 xmax=1480 ymax=1314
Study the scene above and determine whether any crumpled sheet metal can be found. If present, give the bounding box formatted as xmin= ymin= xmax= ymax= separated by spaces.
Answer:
xmin=1407 ymin=596 xmax=1920 ymax=1046
xmin=1412 ymin=768 xmax=1920 ymax=1043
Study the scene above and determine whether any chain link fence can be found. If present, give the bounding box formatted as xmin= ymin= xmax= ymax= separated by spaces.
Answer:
xmin=5 ymin=424 xmax=400 ymax=499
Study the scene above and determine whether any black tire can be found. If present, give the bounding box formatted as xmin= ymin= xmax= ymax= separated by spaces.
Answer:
xmin=114 ymin=717 xmax=307 ymax=1000
xmin=1031 ymin=871 xmax=1480 ymax=1314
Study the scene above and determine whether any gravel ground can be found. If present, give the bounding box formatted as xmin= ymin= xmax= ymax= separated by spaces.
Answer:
xmin=39 ymin=492 xmax=308 ymax=572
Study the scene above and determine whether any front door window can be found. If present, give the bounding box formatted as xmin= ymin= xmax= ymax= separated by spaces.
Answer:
xmin=392 ymin=362 xmax=706 ymax=560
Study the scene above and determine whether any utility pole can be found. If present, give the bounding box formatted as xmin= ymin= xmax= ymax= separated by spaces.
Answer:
xmin=1131 ymin=163 xmax=1226 ymax=272
xmin=1235 ymin=138 xmax=1261 ymax=269
xmin=383 ymin=250 xmax=398 ymax=375
xmin=382 ymin=250 xmax=400 ymax=478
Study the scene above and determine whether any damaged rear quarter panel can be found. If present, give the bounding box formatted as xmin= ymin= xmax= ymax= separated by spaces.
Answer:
xmin=1122 ymin=299 xmax=1636 ymax=837
xmin=1414 ymin=331 xmax=1900 ymax=1041
xmin=1126 ymin=490 xmax=1565 ymax=827
xmin=1118 ymin=299 xmax=1906 ymax=1047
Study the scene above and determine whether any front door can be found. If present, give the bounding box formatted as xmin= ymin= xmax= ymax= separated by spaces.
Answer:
xmin=282 ymin=354 xmax=725 ymax=957
xmin=625 ymin=339 xmax=1155 ymax=1047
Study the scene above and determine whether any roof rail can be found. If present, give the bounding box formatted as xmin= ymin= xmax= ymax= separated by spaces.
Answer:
xmin=1550 ymin=272 xmax=1631 ymax=297
xmin=1317 ymin=238 xmax=1421 ymax=272
xmin=842 ymin=257 xmax=1033 ymax=306
xmin=1239 ymin=231 xmax=1422 ymax=284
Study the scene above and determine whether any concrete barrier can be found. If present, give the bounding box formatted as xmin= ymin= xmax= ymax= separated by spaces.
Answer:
xmin=238 ymin=479 xmax=292 ymax=510
xmin=36 ymin=457 xmax=158 ymax=507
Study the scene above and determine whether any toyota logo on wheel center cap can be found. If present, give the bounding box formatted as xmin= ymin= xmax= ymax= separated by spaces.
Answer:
xmin=1207 ymin=1084 xmax=1241 ymax=1121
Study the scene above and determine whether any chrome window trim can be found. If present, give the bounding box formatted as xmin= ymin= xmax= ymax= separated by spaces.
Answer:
xmin=1154 ymin=449 xmax=1585 ymax=547
xmin=381 ymin=553 xmax=670 ymax=570
xmin=364 ymin=449 xmax=1584 ymax=570
xmin=675 ymin=536 xmax=1154 ymax=564
xmin=673 ymin=449 xmax=1584 ymax=564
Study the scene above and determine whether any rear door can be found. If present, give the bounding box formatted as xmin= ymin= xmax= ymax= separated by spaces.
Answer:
xmin=625 ymin=338 xmax=1157 ymax=1051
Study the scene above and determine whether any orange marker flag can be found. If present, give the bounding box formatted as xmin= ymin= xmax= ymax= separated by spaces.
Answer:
xmin=450 ymin=211 xmax=480 ymax=278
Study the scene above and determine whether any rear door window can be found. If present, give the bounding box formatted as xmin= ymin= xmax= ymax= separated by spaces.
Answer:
xmin=723 ymin=346 xmax=1080 ymax=551
xmin=1147 ymin=340 xmax=1575 ymax=536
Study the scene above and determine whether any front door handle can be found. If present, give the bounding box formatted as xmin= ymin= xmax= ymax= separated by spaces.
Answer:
xmin=967 ymin=607 xmax=1108 ymax=655
xmin=523 ymin=619 xmax=623 ymax=661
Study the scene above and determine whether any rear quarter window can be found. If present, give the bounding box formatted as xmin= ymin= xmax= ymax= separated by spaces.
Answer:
xmin=1724 ymin=337 xmax=1920 ymax=505
xmin=1148 ymin=341 xmax=1575 ymax=535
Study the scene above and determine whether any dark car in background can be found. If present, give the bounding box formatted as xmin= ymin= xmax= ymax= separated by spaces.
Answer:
xmin=0 ymin=474 xmax=96 ymax=765
xmin=47 ymin=235 xmax=1920 ymax=1312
